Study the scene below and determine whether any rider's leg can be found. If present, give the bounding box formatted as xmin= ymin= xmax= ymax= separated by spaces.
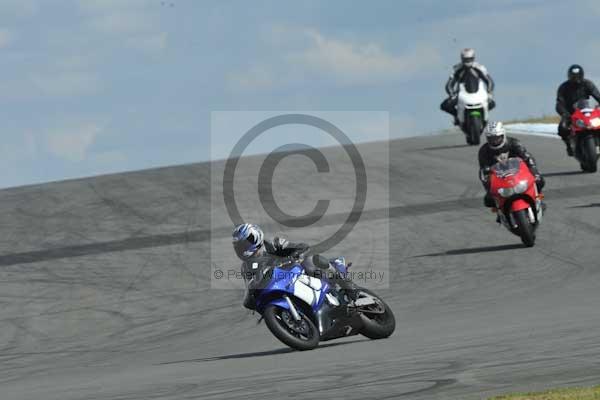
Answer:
xmin=440 ymin=97 xmax=459 ymax=125
xmin=558 ymin=118 xmax=574 ymax=156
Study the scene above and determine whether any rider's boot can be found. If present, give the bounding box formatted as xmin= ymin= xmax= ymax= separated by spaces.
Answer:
xmin=243 ymin=290 xmax=256 ymax=310
xmin=563 ymin=138 xmax=574 ymax=157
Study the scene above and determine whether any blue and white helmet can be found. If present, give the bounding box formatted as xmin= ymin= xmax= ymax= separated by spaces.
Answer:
xmin=232 ymin=223 xmax=264 ymax=259
xmin=484 ymin=121 xmax=507 ymax=150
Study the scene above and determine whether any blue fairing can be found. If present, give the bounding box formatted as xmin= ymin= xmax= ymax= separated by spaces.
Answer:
xmin=255 ymin=265 xmax=301 ymax=313
xmin=255 ymin=259 xmax=349 ymax=314
xmin=265 ymin=297 xmax=290 ymax=311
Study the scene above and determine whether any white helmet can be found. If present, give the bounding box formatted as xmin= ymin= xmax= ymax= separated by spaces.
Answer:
xmin=484 ymin=121 xmax=507 ymax=149
xmin=461 ymin=48 xmax=475 ymax=67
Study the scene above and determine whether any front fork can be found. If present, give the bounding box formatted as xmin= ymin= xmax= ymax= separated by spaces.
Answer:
xmin=495 ymin=194 xmax=543 ymax=229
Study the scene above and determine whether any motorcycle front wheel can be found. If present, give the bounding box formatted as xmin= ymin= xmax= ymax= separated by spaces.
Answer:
xmin=263 ymin=304 xmax=319 ymax=351
xmin=513 ymin=209 xmax=536 ymax=247
xmin=468 ymin=115 xmax=483 ymax=146
xmin=581 ymin=135 xmax=598 ymax=173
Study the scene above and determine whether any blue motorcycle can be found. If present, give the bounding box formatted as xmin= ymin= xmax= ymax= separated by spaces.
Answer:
xmin=253 ymin=255 xmax=395 ymax=350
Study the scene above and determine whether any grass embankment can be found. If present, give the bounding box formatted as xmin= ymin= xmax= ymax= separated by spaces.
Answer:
xmin=505 ymin=115 xmax=560 ymax=124
xmin=489 ymin=385 xmax=600 ymax=400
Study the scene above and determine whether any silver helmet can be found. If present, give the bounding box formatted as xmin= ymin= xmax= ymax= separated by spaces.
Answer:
xmin=461 ymin=48 xmax=475 ymax=67
xmin=484 ymin=121 xmax=507 ymax=150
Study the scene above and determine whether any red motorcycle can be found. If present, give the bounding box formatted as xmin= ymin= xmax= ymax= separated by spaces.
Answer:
xmin=570 ymin=99 xmax=600 ymax=172
xmin=489 ymin=157 xmax=544 ymax=247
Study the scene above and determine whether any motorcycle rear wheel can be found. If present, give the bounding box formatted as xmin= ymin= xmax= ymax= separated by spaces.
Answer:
xmin=357 ymin=290 xmax=396 ymax=339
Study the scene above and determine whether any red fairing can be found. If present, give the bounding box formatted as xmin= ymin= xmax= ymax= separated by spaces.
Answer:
xmin=489 ymin=158 xmax=537 ymax=212
xmin=571 ymin=105 xmax=600 ymax=135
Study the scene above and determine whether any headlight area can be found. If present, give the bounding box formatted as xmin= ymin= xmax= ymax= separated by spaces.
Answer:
xmin=497 ymin=180 xmax=530 ymax=198
xmin=576 ymin=119 xmax=586 ymax=128
xmin=497 ymin=187 xmax=514 ymax=198
xmin=514 ymin=180 xmax=529 ymax=194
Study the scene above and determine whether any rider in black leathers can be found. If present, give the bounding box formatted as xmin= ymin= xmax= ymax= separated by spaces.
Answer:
xmin=556 ymin=64 xmax=600 ymax=156
xmin=478 ymin=122 xmax=544 ymax=208
xmin=232 ymin=224 xmax=357 ymax=310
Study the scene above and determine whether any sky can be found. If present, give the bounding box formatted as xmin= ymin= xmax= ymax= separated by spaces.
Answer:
xmin=1 ymin=0 xmax=600 ymax=188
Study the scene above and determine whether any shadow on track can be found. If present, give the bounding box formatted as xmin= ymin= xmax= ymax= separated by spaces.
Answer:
xmin=422 ymin=144 xmax=471 ymax=151
xmin=569 ymin=203 xmax=600 ymax=209
xmin=414 ymin=243 xmax=525 ymax=257
xmin=158 ymin=338 xmax=370 ymax=365
xmin=544 ymin=171 xmax=584 ymax=177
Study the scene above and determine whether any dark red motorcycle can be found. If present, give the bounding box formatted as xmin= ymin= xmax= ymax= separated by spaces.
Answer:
xmin=570 ymin=99 xmax=600 ymax=172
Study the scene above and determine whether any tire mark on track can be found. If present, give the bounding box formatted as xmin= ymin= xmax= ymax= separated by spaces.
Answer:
xmin=0 ymin=183 xmax=599 ymax=267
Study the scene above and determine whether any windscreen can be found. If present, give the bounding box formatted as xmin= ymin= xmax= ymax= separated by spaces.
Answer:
xmin=575 ymin=98 xmax=594 ymax=110
xmin=492 ymin=157 xmax=521 ymax=178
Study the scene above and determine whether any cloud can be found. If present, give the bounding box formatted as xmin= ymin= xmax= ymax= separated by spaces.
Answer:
xmin=78 ymin=0 xmax=149 ymax=14
xmin=0 ymin=0 xmax=38 ymax=20
xmin=227 ymin=65 xmax=276 ymax=91
xmin=88 ymin=13 xmax=154 ymax=35
xmin=228 ymin=27 xmax=442 ymax=91
xmin=290 ymin=29 xmax=441 ymax=85
xmin=0 ymin=29 xmax=13 ymax=47
xmin=45 ymin=124 xmax=101 ymax=162
xmin=31 ymin=72 xmax=101 ymax=97
xmin=24 ymin=131 xmax=37 ymax=158
xmin=126 ymin=32 xmax=169 ymax=53
xmin=79 ymin=0 xmax=168 ymax=53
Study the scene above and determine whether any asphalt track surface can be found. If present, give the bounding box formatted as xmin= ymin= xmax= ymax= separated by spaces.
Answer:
xmin=1 ymin=132 xmax=600 ymax=399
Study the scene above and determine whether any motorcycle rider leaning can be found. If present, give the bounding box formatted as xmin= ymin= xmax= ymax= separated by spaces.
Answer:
xmin=441 ymin=48 xmax=496 ymax=125
xmin=478 ymin=121 xmax=545 ymax=208
xmin=556 ymin=64 xmax=600 ymax=156
xmin=232 ymin=223 xmax=358 ymax=310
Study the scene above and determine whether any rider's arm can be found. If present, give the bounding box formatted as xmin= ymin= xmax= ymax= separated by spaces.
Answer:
xmin=511 ymin=139 xmax=541 ymax=177
xmin=556 ymin=84 xmax=570 ymax=117
xmin=476 ymin=65 xmax=495 ymax=94
xmin=485 ymin=74 xmax=494 ymax=94
xmin=268 ymin=237 xmax=310 ymax=258
xmin=445 ymin=67 xmax=459 ymax=96
xmin=585 ymin=80 xmax=600 ymax=104
xmin=478 ymin=146 xmax=492 ymax=185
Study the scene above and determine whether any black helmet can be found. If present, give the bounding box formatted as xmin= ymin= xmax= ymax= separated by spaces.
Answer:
xmin=568 ymin=64 xmax=584 ymax=83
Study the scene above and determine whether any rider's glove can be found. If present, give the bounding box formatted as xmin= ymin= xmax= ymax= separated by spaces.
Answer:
xmin=535 ymin=175 xmax=545 ymax=190
xmin=488 ymin=98 xmax=496 ymax=110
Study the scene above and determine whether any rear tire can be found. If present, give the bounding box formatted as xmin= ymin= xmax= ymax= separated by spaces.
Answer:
xmin=357 ymin=290 xmax=396 ymax=339
xmin=513 ymin=209 xmax=536 ymax=247
xmin=581 ymin=135 xmax=598 ymax=172
xmin=263 ymin=304 xmax=319 ymax=351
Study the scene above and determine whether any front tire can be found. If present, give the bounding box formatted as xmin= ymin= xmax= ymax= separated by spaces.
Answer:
xmin=581 ymin=135 xmax=598 ymax=172
xmin=357 ymin=290 xmax=396 ymax=339
xmin=467 ymin=116 xmax=482 ymax=145
xmin=513 ymin=209 xmax=536 ymax=247
xmin=263 ymin=304 xmax=319 ymax=351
